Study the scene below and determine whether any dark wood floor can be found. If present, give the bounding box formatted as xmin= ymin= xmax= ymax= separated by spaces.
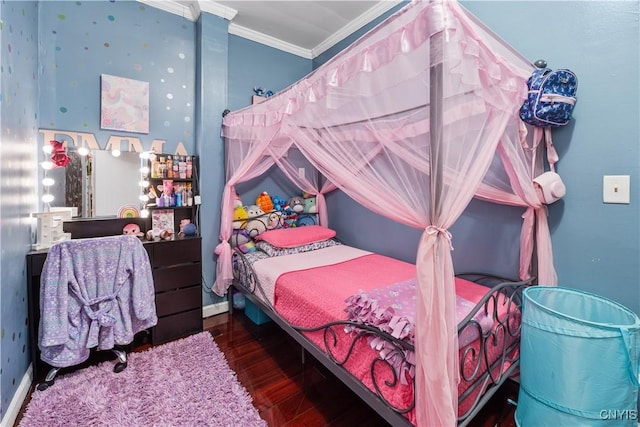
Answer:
xmin=205 ymin=310 xmax=519 ymax=427
xmin=16 ymin=311 xmax=519 ymax=426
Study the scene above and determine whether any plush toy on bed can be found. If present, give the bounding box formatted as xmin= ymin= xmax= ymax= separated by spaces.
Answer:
xmin=271 ymin=195 xmax=286 ymax=211
xmin=230 ymin=229 xmax=256 ymax=253
xmin=266 ymin=211 xmax=283 ymax=229
xmin=287 ymin=196 xmax=305 ymax=214
xmin=244 ymin=205 xmax=267 ymax=237
xmin=232 ymin=205 xmax=248 ymax=229
xmin=303 ymin=195 xmax=317 ymax=214
xmin=255 ymin=191 xmax=274 ymax=213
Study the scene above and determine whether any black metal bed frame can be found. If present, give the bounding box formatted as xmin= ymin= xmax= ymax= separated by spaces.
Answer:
xmin=230 ymin=249 xmax=532 ymax=426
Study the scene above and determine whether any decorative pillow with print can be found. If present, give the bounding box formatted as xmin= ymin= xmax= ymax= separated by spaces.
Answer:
xmin=255 ymin=239 xmax=341 ymax=257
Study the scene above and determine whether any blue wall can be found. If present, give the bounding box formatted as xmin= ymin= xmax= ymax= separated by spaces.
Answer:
xmin=228 ymin=35 xmax=311 ymax=112
xmin=461 ymin=1 xmax=640 ymax=312
xmin=38 ymin=1 xmax=196 ymax=153
xmin=195 ymin=12 xmax=228 ymax=306
xmin=322 ymin=1 xmax=640 ymax=314
xmin=1 ymin=0 xmax=639 ymax=421
xmin=0 ymin=1 xmax=39 ymax=419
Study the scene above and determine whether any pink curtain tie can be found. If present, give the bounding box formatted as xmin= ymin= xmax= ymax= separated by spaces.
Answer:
xmin=425 ymin=225 xmax=454 ymax=250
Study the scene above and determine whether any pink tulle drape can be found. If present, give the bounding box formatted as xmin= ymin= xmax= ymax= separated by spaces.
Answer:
xmin=216 ymin=0 xmax=557 ymax=424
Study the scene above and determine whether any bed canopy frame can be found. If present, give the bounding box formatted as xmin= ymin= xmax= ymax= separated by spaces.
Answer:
xmin=215 ymin=0 xmax=558 ymax=424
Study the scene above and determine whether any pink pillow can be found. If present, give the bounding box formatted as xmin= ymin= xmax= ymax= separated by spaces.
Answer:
xmin=255 ymin=225 xmax=336 ymax=248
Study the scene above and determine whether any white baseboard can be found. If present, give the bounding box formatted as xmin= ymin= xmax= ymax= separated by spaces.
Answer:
xmin=1 ymin=364 xmax=32 ymax=427
xmin=202 ymin=301 xmax=228 ymax=318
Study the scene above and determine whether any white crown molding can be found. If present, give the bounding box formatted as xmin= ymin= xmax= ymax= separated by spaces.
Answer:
xmin=312 ymin=0 xmax=403 ymax=58
xmin=137 ymin=0 xmax=198 ymax=21
xmin=138 ymin=0 xmax=399 ymax=60
xmin=229 ymin=23 xmax=313 ymax=60
xmin=197 ymin=0 xmax=238 ymax=21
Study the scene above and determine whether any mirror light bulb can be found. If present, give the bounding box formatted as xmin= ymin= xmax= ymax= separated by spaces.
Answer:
xmin=139 ymin=151 xmax=151 ymax=160
xmin=42 ymin=177 xmax=55 ymax=186
xmin=41 ymin=161 xmax=53 ymax=170
xmin=111 ymin=149 xmax=121 ymax=157
xmin=139 ymin=194 xmax=149 ymax=202
xmin=140 ymin=166 xmax=150 ymax=175
xmin=77 ymin=146 xmax=90 ymax=156
xmin=138 ymin=180 xmax=149 ymax=188
xmin=42 ymin=194 xmax=54 ymax=203
xmin=140 ymin=209 xmax=150 ymax=218
xmin=42 ymin=145 xmax=53 ymax=154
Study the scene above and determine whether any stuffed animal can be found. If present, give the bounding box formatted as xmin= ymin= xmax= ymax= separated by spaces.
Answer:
xmin=287 ymin=196 xmax=305 ymax=214
xmin=244 ymin=205 xmax=267 ymax=237
xmin=272 ymin=195 xmax=286 ymax=211
xmin=232 ymin=206 xmax=248 ymax=229
xmin=303 ymin=196 xmax=317 ymax=213
xmin=256 ymin=191 xmax=274 ymax=213
xmin=182 ymin=223 xmax=197 ymax=236
xmin=179 ymin=219 xmax=197 ymax=236
xmin=122 ymin=223 xmax=143 ymax=238
xmin=146 ymin=228 xmax=174 ymax=241
xmin=230 ymin=229 xmax=256 ymax=253
xmin=266 ymin=211 xmax=283 ymax=229
xmin=245 ymin=204 xmax=264 ymax=218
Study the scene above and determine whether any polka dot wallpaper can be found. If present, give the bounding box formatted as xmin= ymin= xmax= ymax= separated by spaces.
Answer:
xmin=1 ymin=1 xmax=197 ymax=421
xmin=1 ymin=1 xmax=39 ymax=421
xmin=38 ymin=0 xmax=196 ymax=154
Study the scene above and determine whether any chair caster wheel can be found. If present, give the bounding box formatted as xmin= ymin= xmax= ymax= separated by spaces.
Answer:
xmin=114 ymin=361 xmax=127 ymax=373
xmin=36 ymin=381 xmax=52 ymax=391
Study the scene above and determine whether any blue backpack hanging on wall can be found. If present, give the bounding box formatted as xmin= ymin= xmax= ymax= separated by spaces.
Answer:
xmin=519 ymin=67 xmax=578 ymax=128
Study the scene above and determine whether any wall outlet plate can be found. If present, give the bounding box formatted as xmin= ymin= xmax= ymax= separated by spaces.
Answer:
xmin=603 ymin=175 xmax=630 ymax=204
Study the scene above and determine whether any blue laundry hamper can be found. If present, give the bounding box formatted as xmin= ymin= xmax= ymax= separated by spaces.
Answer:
xmin=516 ymin=286 xmax=640 ymax=426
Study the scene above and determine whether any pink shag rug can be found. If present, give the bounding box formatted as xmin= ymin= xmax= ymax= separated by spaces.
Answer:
xmin=20 ymin=332 xmax=266 ymax=427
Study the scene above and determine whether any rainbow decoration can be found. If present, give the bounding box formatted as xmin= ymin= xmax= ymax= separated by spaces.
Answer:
xmin=118 ymin=205 xmax=140 ymax=218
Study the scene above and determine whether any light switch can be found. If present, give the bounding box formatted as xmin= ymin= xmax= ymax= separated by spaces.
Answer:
xmin=603 ymin=175 xmax=630 ymax=204
xmin=298 ymin=167 xmax=305 ymax=179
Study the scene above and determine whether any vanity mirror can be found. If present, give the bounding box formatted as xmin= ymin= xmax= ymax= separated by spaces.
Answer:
xmin=47 ymin=150 xmax=142 ymax=218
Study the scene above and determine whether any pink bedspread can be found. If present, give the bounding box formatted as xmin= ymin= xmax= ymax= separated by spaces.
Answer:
xmin=257 ymin=251 xmax=519 ymax=424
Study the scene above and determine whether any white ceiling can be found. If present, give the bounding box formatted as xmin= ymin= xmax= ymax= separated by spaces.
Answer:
xmin=139 ymin=0 xmax=403 ymax=59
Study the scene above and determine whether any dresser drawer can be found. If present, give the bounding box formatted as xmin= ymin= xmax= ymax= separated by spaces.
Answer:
xmin=153 ymin=262 xmax=201 ymax=293
xmin=155 ymin=285 xmax=201 ymax=317
xmin=153 ymin=238 xmax=201 ymax=267
xmin=152 ymin=308 xmax=202 ymax=344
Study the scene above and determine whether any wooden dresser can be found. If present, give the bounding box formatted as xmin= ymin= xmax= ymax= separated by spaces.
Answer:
xmin=26 ymin=235 xmax=203 ymax=382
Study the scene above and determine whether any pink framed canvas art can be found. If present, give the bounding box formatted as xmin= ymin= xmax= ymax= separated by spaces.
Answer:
xmin=100 ymin=74 xmax=149 ymax=134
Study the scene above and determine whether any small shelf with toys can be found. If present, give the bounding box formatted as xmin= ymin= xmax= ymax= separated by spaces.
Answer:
xmin=230 ymin=191 xmax=319 ymax=253
xmin=142 ymin=153 xmax=200 ymax=240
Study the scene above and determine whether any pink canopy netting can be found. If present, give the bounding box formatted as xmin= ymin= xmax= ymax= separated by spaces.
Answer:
xmin=215 ymin=0 xmax=557 ymax=425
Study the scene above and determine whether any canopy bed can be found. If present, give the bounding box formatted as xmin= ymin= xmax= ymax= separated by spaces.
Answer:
xmin=214 ymin=0 xmax=559 ymax=425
